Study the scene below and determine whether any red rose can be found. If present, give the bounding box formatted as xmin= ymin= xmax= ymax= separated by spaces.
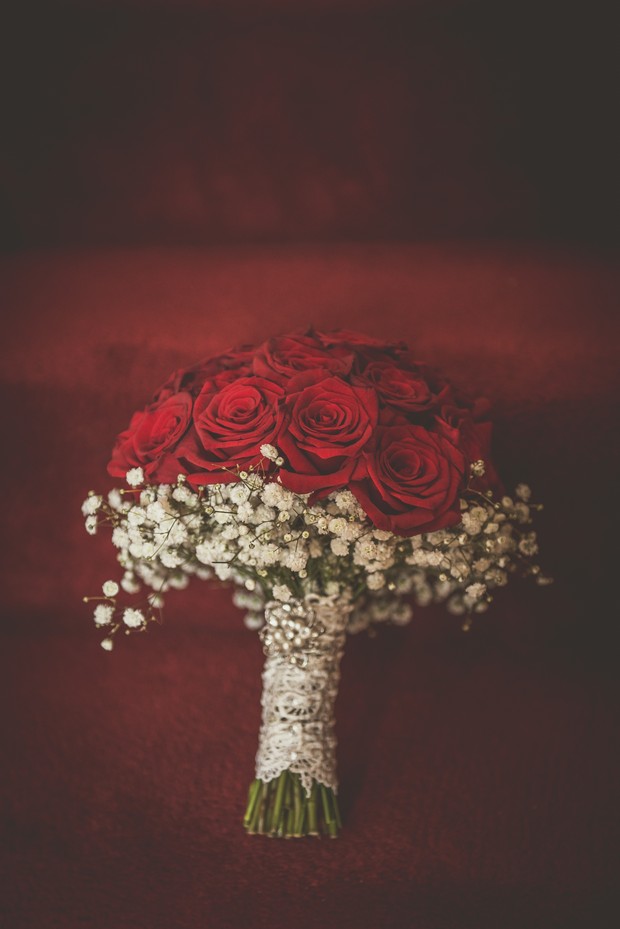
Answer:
xmin=152 ymin=348 xmax=254 ymax=403
xmin=435 ymin=400 xmax=503 ymax=494
xmin=315 ymin=329 xmax=406 ymax=352
xmin=253 ymin=334 xmax=353 ymax=383
xmin=200 ymin=348 xmax=255 ymax=380
xmin=356 ymin=361 xmax=435 ymax=412
xmin=391 ymin=353 xmax=454 ymax=394
xmin=108 ymin=392 xmax=193 ymax=483
xmin=182 ymin=375 xmax=285 ymax=483
xmin=351 ymin=424 xmax=466 ymax=535
xmin=278 ymin=371 xmax=378 ymax=495
xmin=316 ymin=329 xmax=408 ymax=373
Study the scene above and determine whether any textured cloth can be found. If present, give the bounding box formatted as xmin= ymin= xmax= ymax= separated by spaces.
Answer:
xmin=2 ymin=3 xmax=617 ymax=249
xmin=1 ymin=244 xmax=619 ymax=928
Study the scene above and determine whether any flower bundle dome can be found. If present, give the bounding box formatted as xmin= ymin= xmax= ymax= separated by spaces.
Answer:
xmin=84 ymin=328 xmax=550 ymax=837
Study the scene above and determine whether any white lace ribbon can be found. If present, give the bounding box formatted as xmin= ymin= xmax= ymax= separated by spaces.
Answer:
xmin=255 ymin=594 xmax=352 ymax=796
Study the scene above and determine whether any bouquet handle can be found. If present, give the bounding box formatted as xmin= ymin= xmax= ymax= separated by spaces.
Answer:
xmin=243 ymin=596 xmax=350 ymax=837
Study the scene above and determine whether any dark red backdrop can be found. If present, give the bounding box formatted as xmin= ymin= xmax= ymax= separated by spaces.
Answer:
xmin=1 ymin=1 xmax=618 ymax=250
xmin=1 ymin=3 xmax=619 ymax=928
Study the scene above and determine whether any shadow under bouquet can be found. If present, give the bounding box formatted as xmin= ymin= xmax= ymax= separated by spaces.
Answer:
xmin=83 ymin=328 xmax=550 ymax=837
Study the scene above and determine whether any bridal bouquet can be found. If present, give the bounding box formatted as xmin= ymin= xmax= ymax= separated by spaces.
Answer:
xmin=83 ymin=329 xmax=550 ymax=837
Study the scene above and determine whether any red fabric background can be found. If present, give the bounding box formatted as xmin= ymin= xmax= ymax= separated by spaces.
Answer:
xmin=1 ymin=245 xmax=619 ymax=928
xmin=2 ymin=2 xmax=618 ymax=249
xmin=1 ymin=1 xmax=619 ymax=925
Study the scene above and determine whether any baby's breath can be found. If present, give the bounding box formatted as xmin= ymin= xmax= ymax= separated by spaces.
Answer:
xmin=83 ymin=460 xmax=550 ymax=646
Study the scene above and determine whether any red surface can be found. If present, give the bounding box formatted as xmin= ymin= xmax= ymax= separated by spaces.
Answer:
xmin=1 ymin=244 xmax=619 ymax=928
xmin=2 ymin=3 xmax=618 ymax=249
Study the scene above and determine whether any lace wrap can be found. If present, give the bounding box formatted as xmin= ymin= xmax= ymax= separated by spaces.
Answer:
xmin=255 ymin=594 xmax=352 ymax=796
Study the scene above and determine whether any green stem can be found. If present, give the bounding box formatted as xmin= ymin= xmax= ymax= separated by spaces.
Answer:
xmin=293 ymin=775 xmax=303 ymax=836
xmin=243 ymin=772 xmax=341 ymax=838
xmin=243 ymin=779 xmax=261 ymax=831
xmin=308 ymin=781 xmax=318 ymax=835
xmin=256 ymin=783 xmax=268 ymax=834
xmin=271 ymin=769 xmax=288 ymax=835
xmin=320 ymin=784 xmax=338 ymax=838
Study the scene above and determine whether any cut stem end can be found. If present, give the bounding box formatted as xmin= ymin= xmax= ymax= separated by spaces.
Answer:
xmin=243 ymin=773 xmax=341 ymax=838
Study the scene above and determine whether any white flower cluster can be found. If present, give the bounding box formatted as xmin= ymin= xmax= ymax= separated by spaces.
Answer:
xmin=83 ymin=464 xmax=550 ymax=648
